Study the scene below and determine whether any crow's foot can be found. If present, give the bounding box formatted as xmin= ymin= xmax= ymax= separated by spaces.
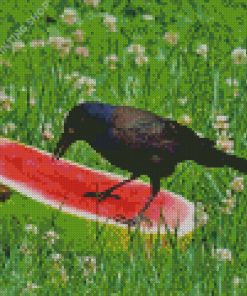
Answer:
xmin=83 ymin=191 xmax=121 ymax=201
xmin=119 ymin=216 xmax=152 ymax=227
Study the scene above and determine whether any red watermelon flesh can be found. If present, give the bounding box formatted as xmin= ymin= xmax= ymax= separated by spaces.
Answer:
xmin=0 ymin=137 xmax=195 ymax=236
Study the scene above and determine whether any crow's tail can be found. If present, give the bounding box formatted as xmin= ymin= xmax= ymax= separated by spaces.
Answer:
xmin=193 ymin=139 xmax=247 ymax=175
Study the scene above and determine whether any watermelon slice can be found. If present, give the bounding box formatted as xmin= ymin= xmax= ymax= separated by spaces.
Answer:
xmin=0 ymin=137 xmax=195 ymax=236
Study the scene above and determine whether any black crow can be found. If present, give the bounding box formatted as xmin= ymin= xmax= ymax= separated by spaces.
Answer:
xmin=54 ymin=101 xmax=247 ymax=220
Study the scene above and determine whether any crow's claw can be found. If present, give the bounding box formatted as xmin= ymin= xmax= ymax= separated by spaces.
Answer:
xmin=83 ymin=192 xmax=102 ymax=198
xmin=120 ymin=216 xmax=152 ymax=227
xmin=83 ymin=192 xmax=121 ymax=200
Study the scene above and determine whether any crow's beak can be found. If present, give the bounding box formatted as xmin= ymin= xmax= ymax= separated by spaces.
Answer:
xmin=52 ymin=154 xmax=60 ymax=161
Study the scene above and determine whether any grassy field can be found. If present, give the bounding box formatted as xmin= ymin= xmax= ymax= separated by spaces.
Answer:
xmin=0 ymin=0 xmax=247 ymax=294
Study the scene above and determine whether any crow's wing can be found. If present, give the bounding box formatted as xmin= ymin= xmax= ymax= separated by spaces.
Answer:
xmin=111 ymin=106 xmax=185 ymax=154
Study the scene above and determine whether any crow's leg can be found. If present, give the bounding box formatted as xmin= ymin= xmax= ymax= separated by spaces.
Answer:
xmin=84 ymin=174 xmax=139 ymax=201
xmin=131 ymin=177 xmax=160 ymax=224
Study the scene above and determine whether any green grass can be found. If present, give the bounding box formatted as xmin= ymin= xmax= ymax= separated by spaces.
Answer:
xmin=0 ymin=0 xmax=247 ymax=294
